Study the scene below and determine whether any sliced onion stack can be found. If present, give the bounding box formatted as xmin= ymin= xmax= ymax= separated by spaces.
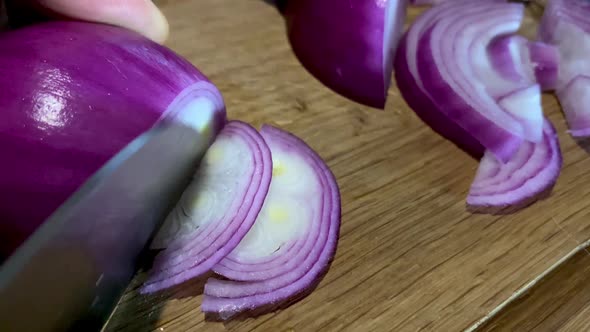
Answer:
xmin=140 ymin=121 xmax=272 ymax=293
xmin=395 ymin=0 xmax=546 ymax=162
xmin=467 ymin=119 xmax=562 ymax=213
xmin=284 ymin=0 xmax=407 ymax=108
xmin=201 ymin=125 xmax=341 ymax=319
xmin=395 ymin=0 xmax=563 ymax=213
xmin=539 ymin=0 xmax=590 ymax=137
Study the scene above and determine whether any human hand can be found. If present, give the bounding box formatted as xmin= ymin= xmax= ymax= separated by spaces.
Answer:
xmin=0 ymin=0 xmax=168 ymax=43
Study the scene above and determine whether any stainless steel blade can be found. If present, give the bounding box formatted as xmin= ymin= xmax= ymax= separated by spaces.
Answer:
xmin=0 ymin=120 xmax=209 ymax=331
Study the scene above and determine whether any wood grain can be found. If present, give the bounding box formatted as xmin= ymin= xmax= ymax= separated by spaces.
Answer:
xmin=104 ymin=1 xmax=590 ymax=331
xmin=473 ymin=241 xmax=590 ymax=332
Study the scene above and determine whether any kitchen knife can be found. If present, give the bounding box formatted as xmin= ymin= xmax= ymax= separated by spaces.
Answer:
xmin=0 ymin=119 xmax=210 ymax=331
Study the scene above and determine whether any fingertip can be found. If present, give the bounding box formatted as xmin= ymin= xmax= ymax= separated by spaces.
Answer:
xmin=144 ymin=0 xmax=169 ymax=44
xmin=36 ymin=0 xmax=171 ymax=44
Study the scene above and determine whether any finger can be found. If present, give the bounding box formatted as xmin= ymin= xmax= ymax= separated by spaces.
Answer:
xmin=36 ymin=0 xmax=169 ymax=43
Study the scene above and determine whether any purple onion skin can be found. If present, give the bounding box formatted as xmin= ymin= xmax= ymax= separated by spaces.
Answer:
xmin=0 ymin=21 xmax=225 ymax=256
xmin=285 ymin=0 xmax=405 ymax=109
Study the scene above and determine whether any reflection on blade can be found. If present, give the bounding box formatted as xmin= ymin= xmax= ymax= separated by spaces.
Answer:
xmin=0 ymin=121 xmax=210 ymax=332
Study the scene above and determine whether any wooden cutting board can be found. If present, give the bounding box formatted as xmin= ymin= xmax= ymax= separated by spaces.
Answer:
xmin=105 ymin=1 xmax=590 ymax=331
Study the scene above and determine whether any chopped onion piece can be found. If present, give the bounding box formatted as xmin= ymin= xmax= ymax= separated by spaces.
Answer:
xmin=396 ymin=1 xmax=562 ymax=214
xmin=467 ymin=119 xmax=562 ymax=213
xmin=539 ymin=0 xmax=590 ymax=137
xmin=488 ymin=35 xmax=559 ymax=91
xmin=497 ymin=85 xmax=543 ymax=142
xmin=558 ymin=76 xmax=590 ymax=137
xmin=419 ymin=2 xmax=538 ymax=140
xmin=140 ymin=121 xmax=272 ymax=293
xmin=396 ymin=0 xmax=547 ymax=162
xmin=202 ymin=125 xmax=341 ymax=320
xmin=528 ymin=41 xmax=559 ymax=91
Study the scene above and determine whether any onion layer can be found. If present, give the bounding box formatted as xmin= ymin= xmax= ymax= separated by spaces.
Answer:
xmin=488 ymin=35 xmax=559 ymax=92
xmin=528 ymin=41 xmax=560 ymax=91
xmin=539 ymin=0 xmax=590 ymax=137
xmin=0 ymin=21 xmax=226 ymax=256
xmin=395 ymin=0 xmax=547 ymax=162
xmin=201 ymin=125 xmax=341 ymax=320
xmin=140 ymin=121 xmax=272 ymax=293
xmin=467 ymin=119 xmax=562 ymax=213
xmin=285 ymin=0 xmax=407 ymax=108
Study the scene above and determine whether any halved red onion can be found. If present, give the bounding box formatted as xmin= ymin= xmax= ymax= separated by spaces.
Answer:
xmin=284 ymin=0 xmax=407 ymax=108
xmin=395 ymin=0 xmax=545 ymax=162
xmin=0 ymin=21 xmax=226 ymax=256
xmin=201 ymin=125 xmax=341 ymax=319
xmin=140 ymin=121 xmax=272 ymax=293
xmin=539 ymin=0 xmax=590 ymax=137
xmin=467 ymin=119 xmax=562 ymax=213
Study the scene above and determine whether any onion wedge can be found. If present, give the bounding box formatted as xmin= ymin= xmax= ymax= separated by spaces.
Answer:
xmin=140 ymin=121 xmax=272 ymax=293
xmin=202 ymin=125 xmax=341 ymax=320
xmin=467 ymin=119 xmax=562 ymax=214
xmin=395 ymin=0 xmax=546 ymax=162
xmin=285 ymin=0 xmax=407 ymax=108
xmin=539 ymin=0 xmax=590 ymax=137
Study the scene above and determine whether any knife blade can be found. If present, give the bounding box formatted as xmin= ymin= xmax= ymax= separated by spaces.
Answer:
xmin=0 ymin=120 xmax=210 ymax=331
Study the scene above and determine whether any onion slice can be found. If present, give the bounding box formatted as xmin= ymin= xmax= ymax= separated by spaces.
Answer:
xmin=201 ymin=125 xmax=341 ymax=320
xmin=140 ymin=121 xmax=272 ymax=293
xmin=467 ymin=119 xmax=562 ymax=214
xmin=395 ymin=0 xmax=547 ymax=162
xmin=284 ymin=0 xmax=407 ymax=108
xmin=539 ymin=0 xmax=590 ymax=137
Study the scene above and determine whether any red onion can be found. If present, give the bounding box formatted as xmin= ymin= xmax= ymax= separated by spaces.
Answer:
xmin=285 ymin=0 xmax=407 ymax=108
xmin=396 ymin=0 xmax=562 ymax=213
xmin=140 ymin=121 xmax=272 ymax=293
xmin=0 ymin=21 xmax=226 ymax=256
xmin=467 ymin=119 xmax=562 ymax=213
xmin=0 ymin=18 xmax=343 ymax=318
xmin=395 ymin=0 xmax=546 ymax=162
xmin=201 ymin=125 xmax=341 ymax=320
xmin=539 ymin=0 xmax=590 ymax=137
